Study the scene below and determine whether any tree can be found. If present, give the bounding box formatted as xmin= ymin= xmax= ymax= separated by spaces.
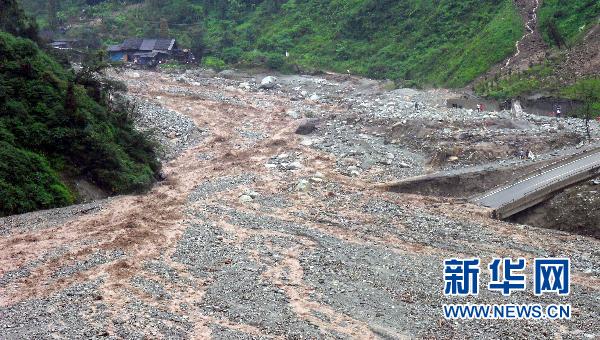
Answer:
xmin=0 ymin=0 xmax=38 ymax=40
xmin=74 ymin=50 xmax=127 ymax=105
xmin=545 ymin=19 xmax=565 ymax=48
xmin=145 ymin=0 xmax=162 ymax=10
xmin=226 ymin=0 xmax=245 ymax=21
xmin=264 ymin=0 xmax=285 ymax=14
xmin=564 ymin=79 xmax=600 ymax=141
xmin=47 ymin=0 xmax=59 ymax=30
xmin=159 ymin=18 xmax=169 ymax=38
xmin=189 ymin=26 xmax=206 ymax=60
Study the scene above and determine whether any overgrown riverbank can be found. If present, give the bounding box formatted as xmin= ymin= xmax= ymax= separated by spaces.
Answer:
xmin=0 ymin=1 xmax=161 ymax=216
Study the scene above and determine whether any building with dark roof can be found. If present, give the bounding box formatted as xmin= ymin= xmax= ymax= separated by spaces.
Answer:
xmin=107 ymin=38 xmax=178 ymax=64
xmin=49 ymin=38 xmax=80 ymax=49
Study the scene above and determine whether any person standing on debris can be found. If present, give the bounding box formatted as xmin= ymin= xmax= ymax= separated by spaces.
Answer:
xmin=477 ymin=103 xmax=481 ymax=112
xmin=556 ymin=105 xmax=562 ymax=117
xmin=414 ymin=102 xmax=419 ymax=110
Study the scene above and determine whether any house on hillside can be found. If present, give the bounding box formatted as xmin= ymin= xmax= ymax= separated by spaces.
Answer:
xmin=49 ymin=38 xmax=80 ymax=49
xmin=107 ymin=38 xmax=194 ymax=66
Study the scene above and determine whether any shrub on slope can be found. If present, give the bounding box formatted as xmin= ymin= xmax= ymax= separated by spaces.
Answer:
xmin=19 ymin=0 xmax=524 ymax=87
xmin=538 ymin=0 xmax=600 ymax=47
xmin=0 ymin=31 xmax=160 ymax=216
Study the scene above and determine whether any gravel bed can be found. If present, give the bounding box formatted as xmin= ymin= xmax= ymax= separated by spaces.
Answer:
xmin=308 ymin=118 xmax=425 ymax=181
xmin=187 ymin=175 xmax=255 ymax=204
xmin=52 ymin=250 xmax=125 ymax=278
xmin=0 ymin=279 xmax=109 ymax=338
xmin=112 ymin=299 xmax=193 ymax=338
xmin=254 ymin=195 xmax=292 ymax=212
xmin=171 ymin=221 xmax=239 ymax=279
xmin=2 ymin=69 xmax=599 ymax=339
xmin=198 ymin=256 xmax=322 ymax=338
xmin=208 ymin=324 xmax=267 ymax=339
xmin=0 ymin=246 xmax=69 ymax=288
xmin=129 ymin=97 xmax=205 ymax=161
xmin=0 ymin=200 xmax=106 ymax=236
xmin=130 ymin=276 xmax=172 ymax=300
xmin=198 ymin=194 xmax=599 ymax=338
xmin=143 ymin=260 xmax=194 ymax=286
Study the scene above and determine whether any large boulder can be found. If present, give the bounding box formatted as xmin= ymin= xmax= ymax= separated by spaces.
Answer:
xmin=295 ymin=118 xmax=320 ymax=135
xmin=259 ymin=76 xmax=278 ymax=89
xmin=218 ymin=69 xmax=237 ymax=79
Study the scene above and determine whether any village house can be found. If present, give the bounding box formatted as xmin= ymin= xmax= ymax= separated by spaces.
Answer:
xmin=107 ymin=38 xmax=195 ymax=66
xmin=49 ymin=38 xmax=80 ymax=49
xmin=108 ymin=38 xmax=175 ymax=64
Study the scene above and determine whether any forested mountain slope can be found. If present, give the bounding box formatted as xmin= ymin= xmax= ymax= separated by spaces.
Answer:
xmin=19 ymin=0 xmax=599 ymax=89
xmin=538 ymin=0 xmax=599 ymax=47
xmin=19 ymin=0 xmax=524 ymax=87
xmin=474 ymin=0 xmax=599 ymax=101
xmin=1 ymin=0 xmax=160 ymax=216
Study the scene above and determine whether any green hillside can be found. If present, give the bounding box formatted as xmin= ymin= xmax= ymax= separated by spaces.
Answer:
xmin=242 ymin=0 xmax=523 ymax=87
xmin=538 ymin=0 xmax=599 ymax=47
xmin=18 ymin=0 xmax=600 ymax=88
xmin=475 ymin=0 xmax=599 ymax=102
xmin=1 ymin=0 xmax=160 ymax=216
xmin=18 ymin=0 xmax=526 ymax=87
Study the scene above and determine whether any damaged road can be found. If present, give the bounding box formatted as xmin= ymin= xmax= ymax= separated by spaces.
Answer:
xmin=0 ymin=69 xmax=599 ymax=339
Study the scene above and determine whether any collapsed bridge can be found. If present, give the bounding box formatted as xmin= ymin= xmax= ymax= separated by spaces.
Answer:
xmin=472 ymin=146 xmax=600 ymax=219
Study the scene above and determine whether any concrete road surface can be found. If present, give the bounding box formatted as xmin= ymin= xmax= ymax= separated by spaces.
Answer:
xmin=474 ymin=150 xmax=600 ymax=211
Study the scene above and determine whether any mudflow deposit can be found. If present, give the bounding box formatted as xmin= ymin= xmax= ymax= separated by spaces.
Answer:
xmin=1 ymin=69 xmax=599 ymax=339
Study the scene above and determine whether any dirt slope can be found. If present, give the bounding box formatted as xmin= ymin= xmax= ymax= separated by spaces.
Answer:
xmin=503 ymin=0 xmax=547 ymax=73
xmin=0 ymin=70 xmax=599 ymax=339
xmin=555 ymin=23 xmax=600 ymax=79
xmin=480 ymin=0 xmax=599 ymax=87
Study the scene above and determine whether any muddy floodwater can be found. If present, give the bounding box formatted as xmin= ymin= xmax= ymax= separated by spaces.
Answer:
xmin=1 ymin=69 xmax=599 ymax=338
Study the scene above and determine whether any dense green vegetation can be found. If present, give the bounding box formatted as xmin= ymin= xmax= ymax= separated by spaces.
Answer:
xmin=562 ymin=78 xmax=600 ymax=120
xmin=249 ymin=0 xmax=524 ymax=87
xmin=0 ymin=141 xmax=75 ymax=214
xmin=474 ymin=63 xmax=555 ymax=99
xmin=475 ymin=61 xmax=600 ymax=118
xmin=475 ymin=0 xmax=599 ymax=102
xmin=538 ymin=0 xmax=599 ymax=47
xmin=1 ymin=0 xmax=160 ymax=216
xmin=19 ymin=0 xmax=527 ymax=87
xmin=18 ymin=0 xmax=599 ymax=89
xmin=1 ymin=0 xmax=38 ymax=40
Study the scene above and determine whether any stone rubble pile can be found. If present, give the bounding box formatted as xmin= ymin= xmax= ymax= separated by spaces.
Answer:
xmin=128 ymin=97 xmax=205 ymax=161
